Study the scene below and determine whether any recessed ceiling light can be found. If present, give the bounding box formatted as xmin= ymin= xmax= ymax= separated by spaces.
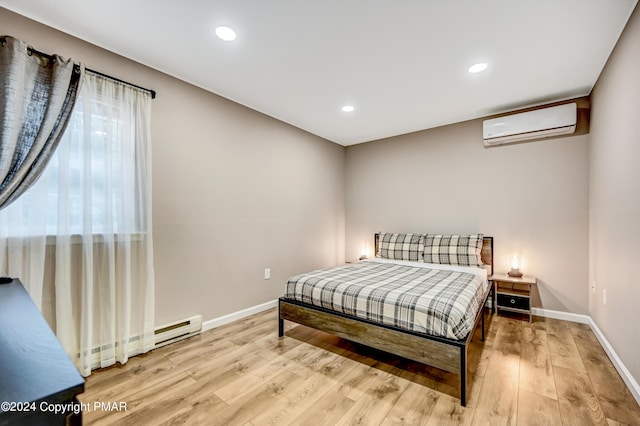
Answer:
xmin=215 ymin=26 xmax=237 ymax=41
xmin=341 ymin=105 xmax=355 ymax=112
xmin=468 ymin=62 xmax=488 ymax=73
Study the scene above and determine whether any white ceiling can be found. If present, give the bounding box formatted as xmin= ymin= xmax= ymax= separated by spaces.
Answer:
xmin=1 ymin=0 xmax=637 ymax=145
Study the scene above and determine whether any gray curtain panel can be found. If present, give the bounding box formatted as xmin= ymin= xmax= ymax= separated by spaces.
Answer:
xmin=0 ymin=35 xmax=83 ymax=210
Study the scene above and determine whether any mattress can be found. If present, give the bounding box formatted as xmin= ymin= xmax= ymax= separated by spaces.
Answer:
xmin=284 ymin=258 xmax=489 ymax=340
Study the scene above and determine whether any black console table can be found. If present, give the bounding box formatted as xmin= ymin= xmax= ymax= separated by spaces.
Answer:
xmin=0 ymin=279 xmax=84 ymax=425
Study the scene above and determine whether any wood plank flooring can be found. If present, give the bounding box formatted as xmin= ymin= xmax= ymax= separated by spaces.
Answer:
xmin=79 ymin=309 xmax=640 ymax=425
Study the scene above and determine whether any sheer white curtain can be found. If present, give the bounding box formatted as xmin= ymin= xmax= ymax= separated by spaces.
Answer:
xmin=0 ymin=71 xmax=155 ymax=376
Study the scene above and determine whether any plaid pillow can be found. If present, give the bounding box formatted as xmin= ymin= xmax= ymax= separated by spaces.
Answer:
xmin=376 ymin=233 xmax=424 ymax=262
xmin=423 ymin=234 xmax=484 ymax=267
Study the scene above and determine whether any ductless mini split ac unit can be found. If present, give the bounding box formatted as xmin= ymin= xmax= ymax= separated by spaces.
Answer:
xmin=483 ymin=102 xmax=577 ymax=147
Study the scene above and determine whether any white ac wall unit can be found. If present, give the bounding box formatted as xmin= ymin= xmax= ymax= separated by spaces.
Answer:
xmin=483 ymin=103 xmax=577 ymax=147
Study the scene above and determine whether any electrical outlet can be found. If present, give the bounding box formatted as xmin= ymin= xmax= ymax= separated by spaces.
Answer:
xmin=264 ymin=268 xmax=271 ymax=280
xmin=592 ymin=280 xmax=596 ymax=294
xmin=603 ymin=288 xmax=607 ymax=306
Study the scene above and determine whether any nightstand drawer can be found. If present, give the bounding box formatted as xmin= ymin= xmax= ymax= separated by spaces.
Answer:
xmin=497 ymin=293 xmax=530 ymax=311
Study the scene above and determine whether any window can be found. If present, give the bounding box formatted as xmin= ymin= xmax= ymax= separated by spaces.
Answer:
xmin=1 ymin=73 xmax=150 ymax=238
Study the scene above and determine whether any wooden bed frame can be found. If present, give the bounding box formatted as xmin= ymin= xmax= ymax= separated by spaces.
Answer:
xmin=278 ymin=235 xmax=493 ymax=406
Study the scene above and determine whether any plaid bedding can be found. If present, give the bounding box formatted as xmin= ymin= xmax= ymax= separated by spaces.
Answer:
xmin=377 ymin=232 xmax=424 ymax=262
xmin=284 ymin=260 xmax=489 ymax=340
xmin=423 ymin=234 xmax=484 ymax=267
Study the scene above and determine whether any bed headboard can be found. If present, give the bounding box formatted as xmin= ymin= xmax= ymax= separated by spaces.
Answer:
xmin=481 ymin=236 xmax=494 ymax=276
xmin=373 ymin=233 xmax=494 ymax=275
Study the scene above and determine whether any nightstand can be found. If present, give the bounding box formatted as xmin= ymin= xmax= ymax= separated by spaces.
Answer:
xmin=491 ymin=273 xmax=537 ymax=322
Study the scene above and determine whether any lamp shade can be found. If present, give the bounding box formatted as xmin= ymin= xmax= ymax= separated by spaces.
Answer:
xmin=508 ymin=255 xmax=523 ymax=277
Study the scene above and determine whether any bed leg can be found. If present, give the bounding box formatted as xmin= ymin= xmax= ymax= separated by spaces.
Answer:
xmin=278 ymin=317 xmax=284 ymax=337
xmin=481 ymin=309 xmax=486 ymax=342
xmin=460 ymin=346 xmax=467 ymax=407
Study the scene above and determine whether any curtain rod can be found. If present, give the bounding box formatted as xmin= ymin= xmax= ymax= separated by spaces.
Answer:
xmin=1 ymin=37 xmax=157 ymax=99
xmin=84 ymin=67 xmax=156 ymax=99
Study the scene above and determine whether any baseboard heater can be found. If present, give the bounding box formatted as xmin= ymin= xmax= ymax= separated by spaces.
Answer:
xmin=81 ymin=315 xmax=202 ymax=371
xmin=154 ymin=315 xmax=203 ymax=349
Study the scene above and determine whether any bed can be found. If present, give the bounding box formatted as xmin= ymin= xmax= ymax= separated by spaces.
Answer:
xmin=278 ymin=233 xmax=493 ymax=406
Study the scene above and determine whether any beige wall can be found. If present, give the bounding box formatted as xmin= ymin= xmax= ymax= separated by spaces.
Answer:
xmin=345 ymin=120 xmax=589 ymax=314
xmin=0 ymin=8 xmax=346 ymax=325
xmin=589 ymin=5 xmax=640 ymax=383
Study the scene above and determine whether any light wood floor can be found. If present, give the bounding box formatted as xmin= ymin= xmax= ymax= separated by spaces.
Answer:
xmin=79 ymin=309 xmax=640 ymax=425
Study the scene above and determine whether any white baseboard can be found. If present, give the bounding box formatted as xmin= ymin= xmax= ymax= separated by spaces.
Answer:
xmin=531 ymin=307 xmax=590 ymax=324
xmin=533 ymin=307 xmax=640 ymax=406
xmin=587 ymin=317 xmax=640 ymax=406
xmin=202 ymin=299 xmax=278 ymax=332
